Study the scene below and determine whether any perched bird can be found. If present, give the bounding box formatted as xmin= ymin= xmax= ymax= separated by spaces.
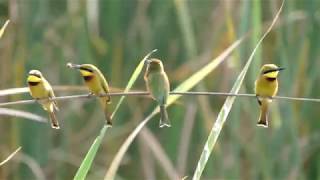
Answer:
xmin=144 ymin=58 xmax=171 ymax=128
xmin=255 ymin=64 xmax=284 ymax=127
xmin=27 ymin=70 xmax=59 ymax=129
xmin=67 ymin=63 xmax=112 ymax=126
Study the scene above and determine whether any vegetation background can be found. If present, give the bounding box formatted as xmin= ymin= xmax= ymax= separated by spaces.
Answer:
xmin=0 ymin=0 xmax=319 ymax=179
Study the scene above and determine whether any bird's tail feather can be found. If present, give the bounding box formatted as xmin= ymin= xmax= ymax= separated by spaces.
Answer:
xmin=48 ymin=111 xmax=60 ymax=129
xmin=257 ymin=100 xmax=269 ymax=128
xmin=106 ymin=95 xmax=112 ymax=104
xmin=100 ymin=97 xmax=112 ymax=127
xmin=159 ymin=105 xmax=171 ymax=128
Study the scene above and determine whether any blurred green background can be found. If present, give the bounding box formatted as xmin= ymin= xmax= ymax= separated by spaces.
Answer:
xmin=0 ymin=0 xmax=320 ymax=179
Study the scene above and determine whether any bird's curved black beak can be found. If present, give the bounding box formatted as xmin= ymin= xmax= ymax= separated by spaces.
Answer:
xmin=277 ymin=67 xmax=285 ymax=71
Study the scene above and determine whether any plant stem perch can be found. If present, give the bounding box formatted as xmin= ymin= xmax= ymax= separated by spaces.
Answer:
xmin=0 ymin=91 xmax=319 ymax=107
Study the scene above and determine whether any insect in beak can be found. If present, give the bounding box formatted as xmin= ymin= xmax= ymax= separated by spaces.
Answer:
xmin=66 ymin=63 xmax=81 ymax=69
xmin=144 ymin=59 xmax=152 ymax=66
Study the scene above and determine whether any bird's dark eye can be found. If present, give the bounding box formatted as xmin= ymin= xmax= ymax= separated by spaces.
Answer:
xmin=80 ymin=67 xmax=93 ymax=72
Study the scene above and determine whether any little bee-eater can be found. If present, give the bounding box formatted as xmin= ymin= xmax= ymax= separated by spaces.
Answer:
xmin=27 ymin=70 xmax=60 ymax=129
xmin=67 ymin=63 xmax=112 ymax=126
xmin=144 ymin=58 xmax=171 ymax=128
xmin=255 ymin=64 xmax=284 ymax=127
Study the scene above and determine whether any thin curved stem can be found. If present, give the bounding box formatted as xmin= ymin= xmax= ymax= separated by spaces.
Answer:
xmin=0 ymin=91 xmax=319 ymax=107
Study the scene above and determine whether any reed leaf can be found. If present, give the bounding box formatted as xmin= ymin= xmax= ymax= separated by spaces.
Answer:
xmin=104 ymin=38 xmax=244 ymax=180
xmin=0 ymin=146 xmax=21 ymax=166
xmin=0 ymin=20 xmax=9 ymax=39
xmin=0 ymin=108 xmax=47 ymax=122
xmin=73 ymin=50 xmax=157 ymax=180
xmin=192 ymin=1 xmax=285 ymax=179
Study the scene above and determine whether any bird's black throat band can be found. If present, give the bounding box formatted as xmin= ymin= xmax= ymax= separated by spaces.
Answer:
xmin=83 ymin=75 xmax=94 ymax=81
xmin=266 ymin=77 xmax=277 ymax=81
xmin=28 ymin=81 xmax=40 ymax=86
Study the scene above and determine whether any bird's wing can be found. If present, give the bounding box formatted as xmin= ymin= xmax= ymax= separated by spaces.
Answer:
xmin=48 ymin=87 xmax=59 ymax=111
xmin=98 ymin=72 xmax=110 ymax=94
xmin=96 ymin=70 xmax=111 ymax=103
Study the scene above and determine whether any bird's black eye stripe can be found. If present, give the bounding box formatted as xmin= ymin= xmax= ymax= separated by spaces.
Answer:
xmin=80 ymin=67 xmax=93 ymax=72
xmin=30 ymin=73 xmax=41 ymax=78
xmin=263 ymin=69 xmax=278 ymax=74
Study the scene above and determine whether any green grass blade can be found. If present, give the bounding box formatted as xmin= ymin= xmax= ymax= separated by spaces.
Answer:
xmin=250 ymin=0 xmax=262 ymax=82
xmin=111 ymin=49 xmax=158 ymax=118
xmin=192 ymin=1 xmax=285 ymax=179
xmin=174 ymin=0 xmax=197 ymax=58
xmin=74 ymin=125 xmax=109 ymax=180
xmin=73 ymin=50 xmax=156 ymax=180
xmin=104 ymin=38 xmax=244 ymax=180
xmin=167 ymin=38 xmax=242 ymax=105
xmin=0 ymin=20 xmax=9 ymax=39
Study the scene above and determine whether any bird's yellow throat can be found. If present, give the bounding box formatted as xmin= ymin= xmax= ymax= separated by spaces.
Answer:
xmin=263 ymin=71 xmax=279 ymax=78
xmin=80 ymin=69 xmax=93 ymax=77
xmin=27 ymin=75 xmax=41 ymax=82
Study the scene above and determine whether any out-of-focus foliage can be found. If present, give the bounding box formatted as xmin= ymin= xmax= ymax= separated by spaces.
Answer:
xmin=0 ymin=0 xmax=319 ymax=179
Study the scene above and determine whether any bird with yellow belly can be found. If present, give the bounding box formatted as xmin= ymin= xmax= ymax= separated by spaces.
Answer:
xmin=67 ymin=63 xmax=112 ymax=126
xmin=27 ymin=70 xmax=60 ymax=129
xmin=255 ymin=64 xmax=284 ymax=127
